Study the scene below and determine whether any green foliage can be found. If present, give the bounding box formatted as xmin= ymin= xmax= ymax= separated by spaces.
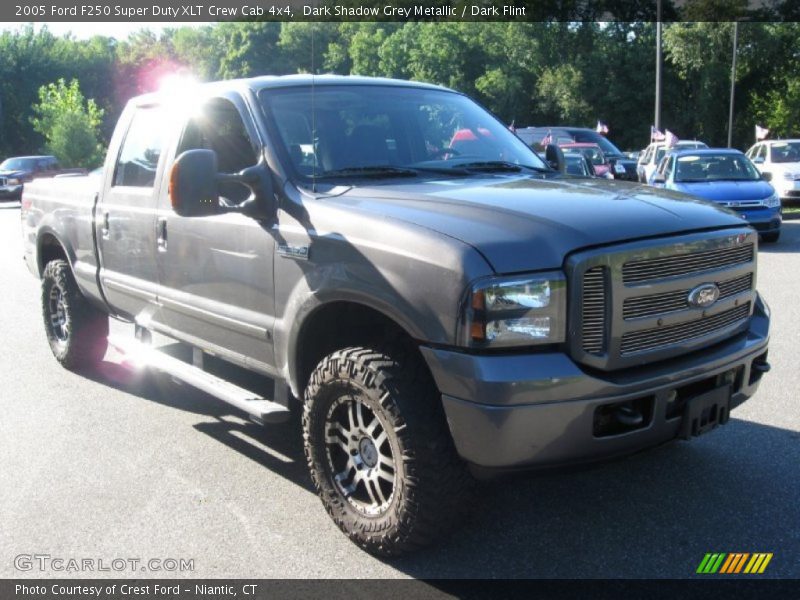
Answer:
xmin=1 ymin=22 xmax=799 ymax=158
xmin=30 ymin=79 xmax=104 ymax=167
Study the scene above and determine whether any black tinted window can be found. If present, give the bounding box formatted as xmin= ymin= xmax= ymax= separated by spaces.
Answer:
xmin=114 ymin=107 xmax=167 ymax=188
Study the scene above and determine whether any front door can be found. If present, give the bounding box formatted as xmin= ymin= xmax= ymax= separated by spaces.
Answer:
xmin=154 ymin=95 xmax=277 ymax=373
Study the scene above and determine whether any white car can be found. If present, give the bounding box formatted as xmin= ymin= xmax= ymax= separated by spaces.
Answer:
xmin=745 ymin=139 xmax=800 ymax=202
xmin=637 ymin=140 xmax=708 ymax=183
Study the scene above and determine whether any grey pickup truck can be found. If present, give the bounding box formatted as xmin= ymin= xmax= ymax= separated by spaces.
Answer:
xmin=21 ymin=75 xmax=771 ymax=556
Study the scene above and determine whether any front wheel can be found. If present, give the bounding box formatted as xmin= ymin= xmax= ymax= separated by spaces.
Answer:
xmin=302 ymin=346 xmax=474 ymax=556
xmin=761 ymin=231 xmax=780 ymax=243
xmin=42 ymin=259 xmax=109 ymax=369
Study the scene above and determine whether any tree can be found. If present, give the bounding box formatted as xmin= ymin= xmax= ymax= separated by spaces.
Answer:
xmin=536 ymin=64 xmax=592 ymax=124
xmin=30 ymin=79 xmax=104 ymax=167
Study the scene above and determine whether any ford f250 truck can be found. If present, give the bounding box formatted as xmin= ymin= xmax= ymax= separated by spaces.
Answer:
xmin=21 ymin=76 xmax=771 ymax=556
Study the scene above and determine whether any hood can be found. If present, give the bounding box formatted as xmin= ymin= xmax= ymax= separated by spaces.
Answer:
xmin=770 ymin=162 xmax=800 ymax=178
xmin=325 ymin=174 xmax=746 ymax=273
xmin=0 ymin=170 xmax=27 ymax=178
xmin=674 ymin=180 xmax=773 ymax=202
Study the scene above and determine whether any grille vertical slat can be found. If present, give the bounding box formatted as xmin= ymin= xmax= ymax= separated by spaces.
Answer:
xmin=581 ymin=267 xmax=607 ymax=354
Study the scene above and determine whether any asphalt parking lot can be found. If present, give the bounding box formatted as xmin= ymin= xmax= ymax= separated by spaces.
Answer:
xmin=0 ymin=201 xmax=797 ymax=579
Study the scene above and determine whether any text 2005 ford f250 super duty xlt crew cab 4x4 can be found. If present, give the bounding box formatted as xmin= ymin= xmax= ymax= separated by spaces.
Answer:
xmin=21 ymin=76 xmax=771 ymax=556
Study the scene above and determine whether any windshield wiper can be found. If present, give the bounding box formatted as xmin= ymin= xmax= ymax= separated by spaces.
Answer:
xmin=312 ymin=166 xmax=420 ymax=179
xmin=456 ymin=161 xmax=549 ymax=173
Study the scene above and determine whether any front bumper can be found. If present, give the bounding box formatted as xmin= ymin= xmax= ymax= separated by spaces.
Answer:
xmin=734 ymin=207 xmax=781 ymax=234
xmin=0 ymin=184 xmax=23 ymax=200
xmin=421 ymin=295 xmax=770 ymax=470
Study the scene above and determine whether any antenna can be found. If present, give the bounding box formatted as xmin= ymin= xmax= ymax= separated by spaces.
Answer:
xmin=311 ymin=20 xmax=317 ymax=193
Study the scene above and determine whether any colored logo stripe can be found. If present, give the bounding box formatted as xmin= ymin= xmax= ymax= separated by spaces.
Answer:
xmin=697 ymin=553 xmax=773 ymax=574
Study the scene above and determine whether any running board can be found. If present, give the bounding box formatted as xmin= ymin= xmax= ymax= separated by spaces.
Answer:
xmin=109 ymin=336 xmax=291 ymax=424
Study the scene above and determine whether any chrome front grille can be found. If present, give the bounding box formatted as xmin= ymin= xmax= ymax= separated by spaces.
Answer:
xmin=623 ymin=273 xmax=753 ymax=320
xmin=570 ymin=228 xmax=756 ymax=370
xmin=622 ymin=243 xmax=753 ymax=284
xmin=581 ymin=267 xmax=607 ymax=354
xmin=621 ymin=303 xmax=751 ymax=355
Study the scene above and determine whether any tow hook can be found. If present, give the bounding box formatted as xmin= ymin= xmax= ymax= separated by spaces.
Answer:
xmin=752 ymin=360 xmax=771 ymax=374
xmin=614 ymin=404 xmax=644 ymax=427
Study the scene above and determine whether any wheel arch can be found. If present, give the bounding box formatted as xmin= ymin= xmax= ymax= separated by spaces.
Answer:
xmin=290 ymin=299 xmax=433 ymax=401
xmin=37 ymin=229 xmax=73 ymax=277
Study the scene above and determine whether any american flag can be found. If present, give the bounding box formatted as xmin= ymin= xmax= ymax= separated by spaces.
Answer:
xmin=665 ymin=129 xmax=679 ymax=148
xmin=650 ymin=126 xmax=666 ymax=141
xmin=596 ymin=121 xmax=609 ymax=134
xmin=541 ymin=130 xmax=553 ymax=146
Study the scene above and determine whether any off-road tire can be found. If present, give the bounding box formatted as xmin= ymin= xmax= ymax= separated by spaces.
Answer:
xmin=42 ymin=259 xmax=109 ymax=369
xmin=302 ymin=345 xmax=475 ymax=556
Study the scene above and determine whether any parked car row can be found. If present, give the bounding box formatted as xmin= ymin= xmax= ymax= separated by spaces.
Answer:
xmin=745 ymin=139 xmax=800 ymax=204
xmin=0 ymin=155 xmax=87 ymax=201
xmin=649 ymin=148 xmax=782 ymax=243
xmin=514 ymin=126 xmax=639 ymax=181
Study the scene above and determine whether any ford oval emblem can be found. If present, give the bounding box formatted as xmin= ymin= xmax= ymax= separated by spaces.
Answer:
xmin=688 ymin=283 xmax=720 ymax=308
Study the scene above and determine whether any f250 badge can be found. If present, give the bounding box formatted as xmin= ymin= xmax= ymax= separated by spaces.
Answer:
xmin=688 ymin=283 xmax=720 ymax=308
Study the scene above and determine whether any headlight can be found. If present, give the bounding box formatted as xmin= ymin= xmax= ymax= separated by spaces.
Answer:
xmin=764 ymin=192 xmax=781 ymax=208
xmin=783 ymin=172 xmax=795 ymax=181
xmin=460 ymin=272 xmax=567 ymax=348
xmin=7 ymin=178 xmax=20 ymax=185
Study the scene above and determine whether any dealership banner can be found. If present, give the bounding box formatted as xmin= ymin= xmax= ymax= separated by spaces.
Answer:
xmin=4 ymin=579 xmax=800 ymax=599
xmin=2 ymin=0 xmax=799 ymax=23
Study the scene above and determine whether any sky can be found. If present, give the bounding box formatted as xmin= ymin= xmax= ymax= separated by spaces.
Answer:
xmin=1 ymin=22 xmax=206 ymax=40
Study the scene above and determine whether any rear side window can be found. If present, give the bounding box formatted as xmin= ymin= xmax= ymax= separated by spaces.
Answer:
xmin=114 ymin=107 xmax=167 ymax=188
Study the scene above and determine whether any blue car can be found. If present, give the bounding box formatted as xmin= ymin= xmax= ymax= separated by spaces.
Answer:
xmin=651 ymin=148 xmax=782 ymax=243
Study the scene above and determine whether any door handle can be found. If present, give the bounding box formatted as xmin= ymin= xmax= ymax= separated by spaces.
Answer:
xmin=101 ymin=211 xmax=110 ymax=240
xmin=157 ymin=217 xmax=168 ymax=251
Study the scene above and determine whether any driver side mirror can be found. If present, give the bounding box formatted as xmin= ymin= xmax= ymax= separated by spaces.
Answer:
xmin=761 ymin=171 xmax=772 ymax=182
xmin=169 ymin=149 xmax=276 ymax=221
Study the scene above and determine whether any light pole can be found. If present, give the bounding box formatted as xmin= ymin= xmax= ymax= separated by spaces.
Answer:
xmin=727 ymin=21 xmax=739 ymax=148
xmin=654 ymin=0 xmax=662 ymax=133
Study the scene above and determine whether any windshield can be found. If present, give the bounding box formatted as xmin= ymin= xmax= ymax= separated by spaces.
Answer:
xmin=655 ymin=143 xmax=705 ymax=163
xmin=674 ymin=154 xmax=761 ymax=182
xmin=259 ymin=85 xmax=547 ymax=180
xmin=570 ymin=131 xmax=623 ymax=157
xmin=0 ymin=158 xmax=36 ymax=171
xmin=770 ymin=141 xmax=800 ymax=163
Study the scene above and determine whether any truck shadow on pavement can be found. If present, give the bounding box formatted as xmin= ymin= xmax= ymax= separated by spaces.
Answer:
xmin=77 ymin=355 xmax=800 ymax=578
xmin=81 ymin=356 xmax=314 ymax=492
xmin=387 ymin=418 xmax=800 ymax=578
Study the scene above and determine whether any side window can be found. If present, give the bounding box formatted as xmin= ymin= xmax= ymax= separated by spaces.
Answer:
xmin=114 ymin=107 xmax=167 ymax=188
xmin=758 ymin=145 xmax=768 ymax=161
xmin=177 ymin=99 xmax=258 ymax=202
xmin=178 ymin=100 xmax=257 ymax=173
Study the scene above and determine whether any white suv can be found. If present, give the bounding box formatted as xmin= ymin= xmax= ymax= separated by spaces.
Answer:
xmin=745 ymin=139 xmax=800 ymax=202
xmin=637 ymin=140 xmax=707 ymax=183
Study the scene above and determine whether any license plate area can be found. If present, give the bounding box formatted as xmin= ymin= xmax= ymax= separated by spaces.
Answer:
xmin=679 ymin=385 xmax=731 ymax=439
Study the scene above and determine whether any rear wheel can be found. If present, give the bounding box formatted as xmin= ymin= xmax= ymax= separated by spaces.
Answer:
xmin=302 ymin=345 xmax=474 ymax=556
xmin=42 ymin=259 xmax=109 ymax=369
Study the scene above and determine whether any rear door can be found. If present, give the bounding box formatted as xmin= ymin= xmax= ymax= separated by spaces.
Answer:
xmin=96 ymin=103 xmax=170 ymax=321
